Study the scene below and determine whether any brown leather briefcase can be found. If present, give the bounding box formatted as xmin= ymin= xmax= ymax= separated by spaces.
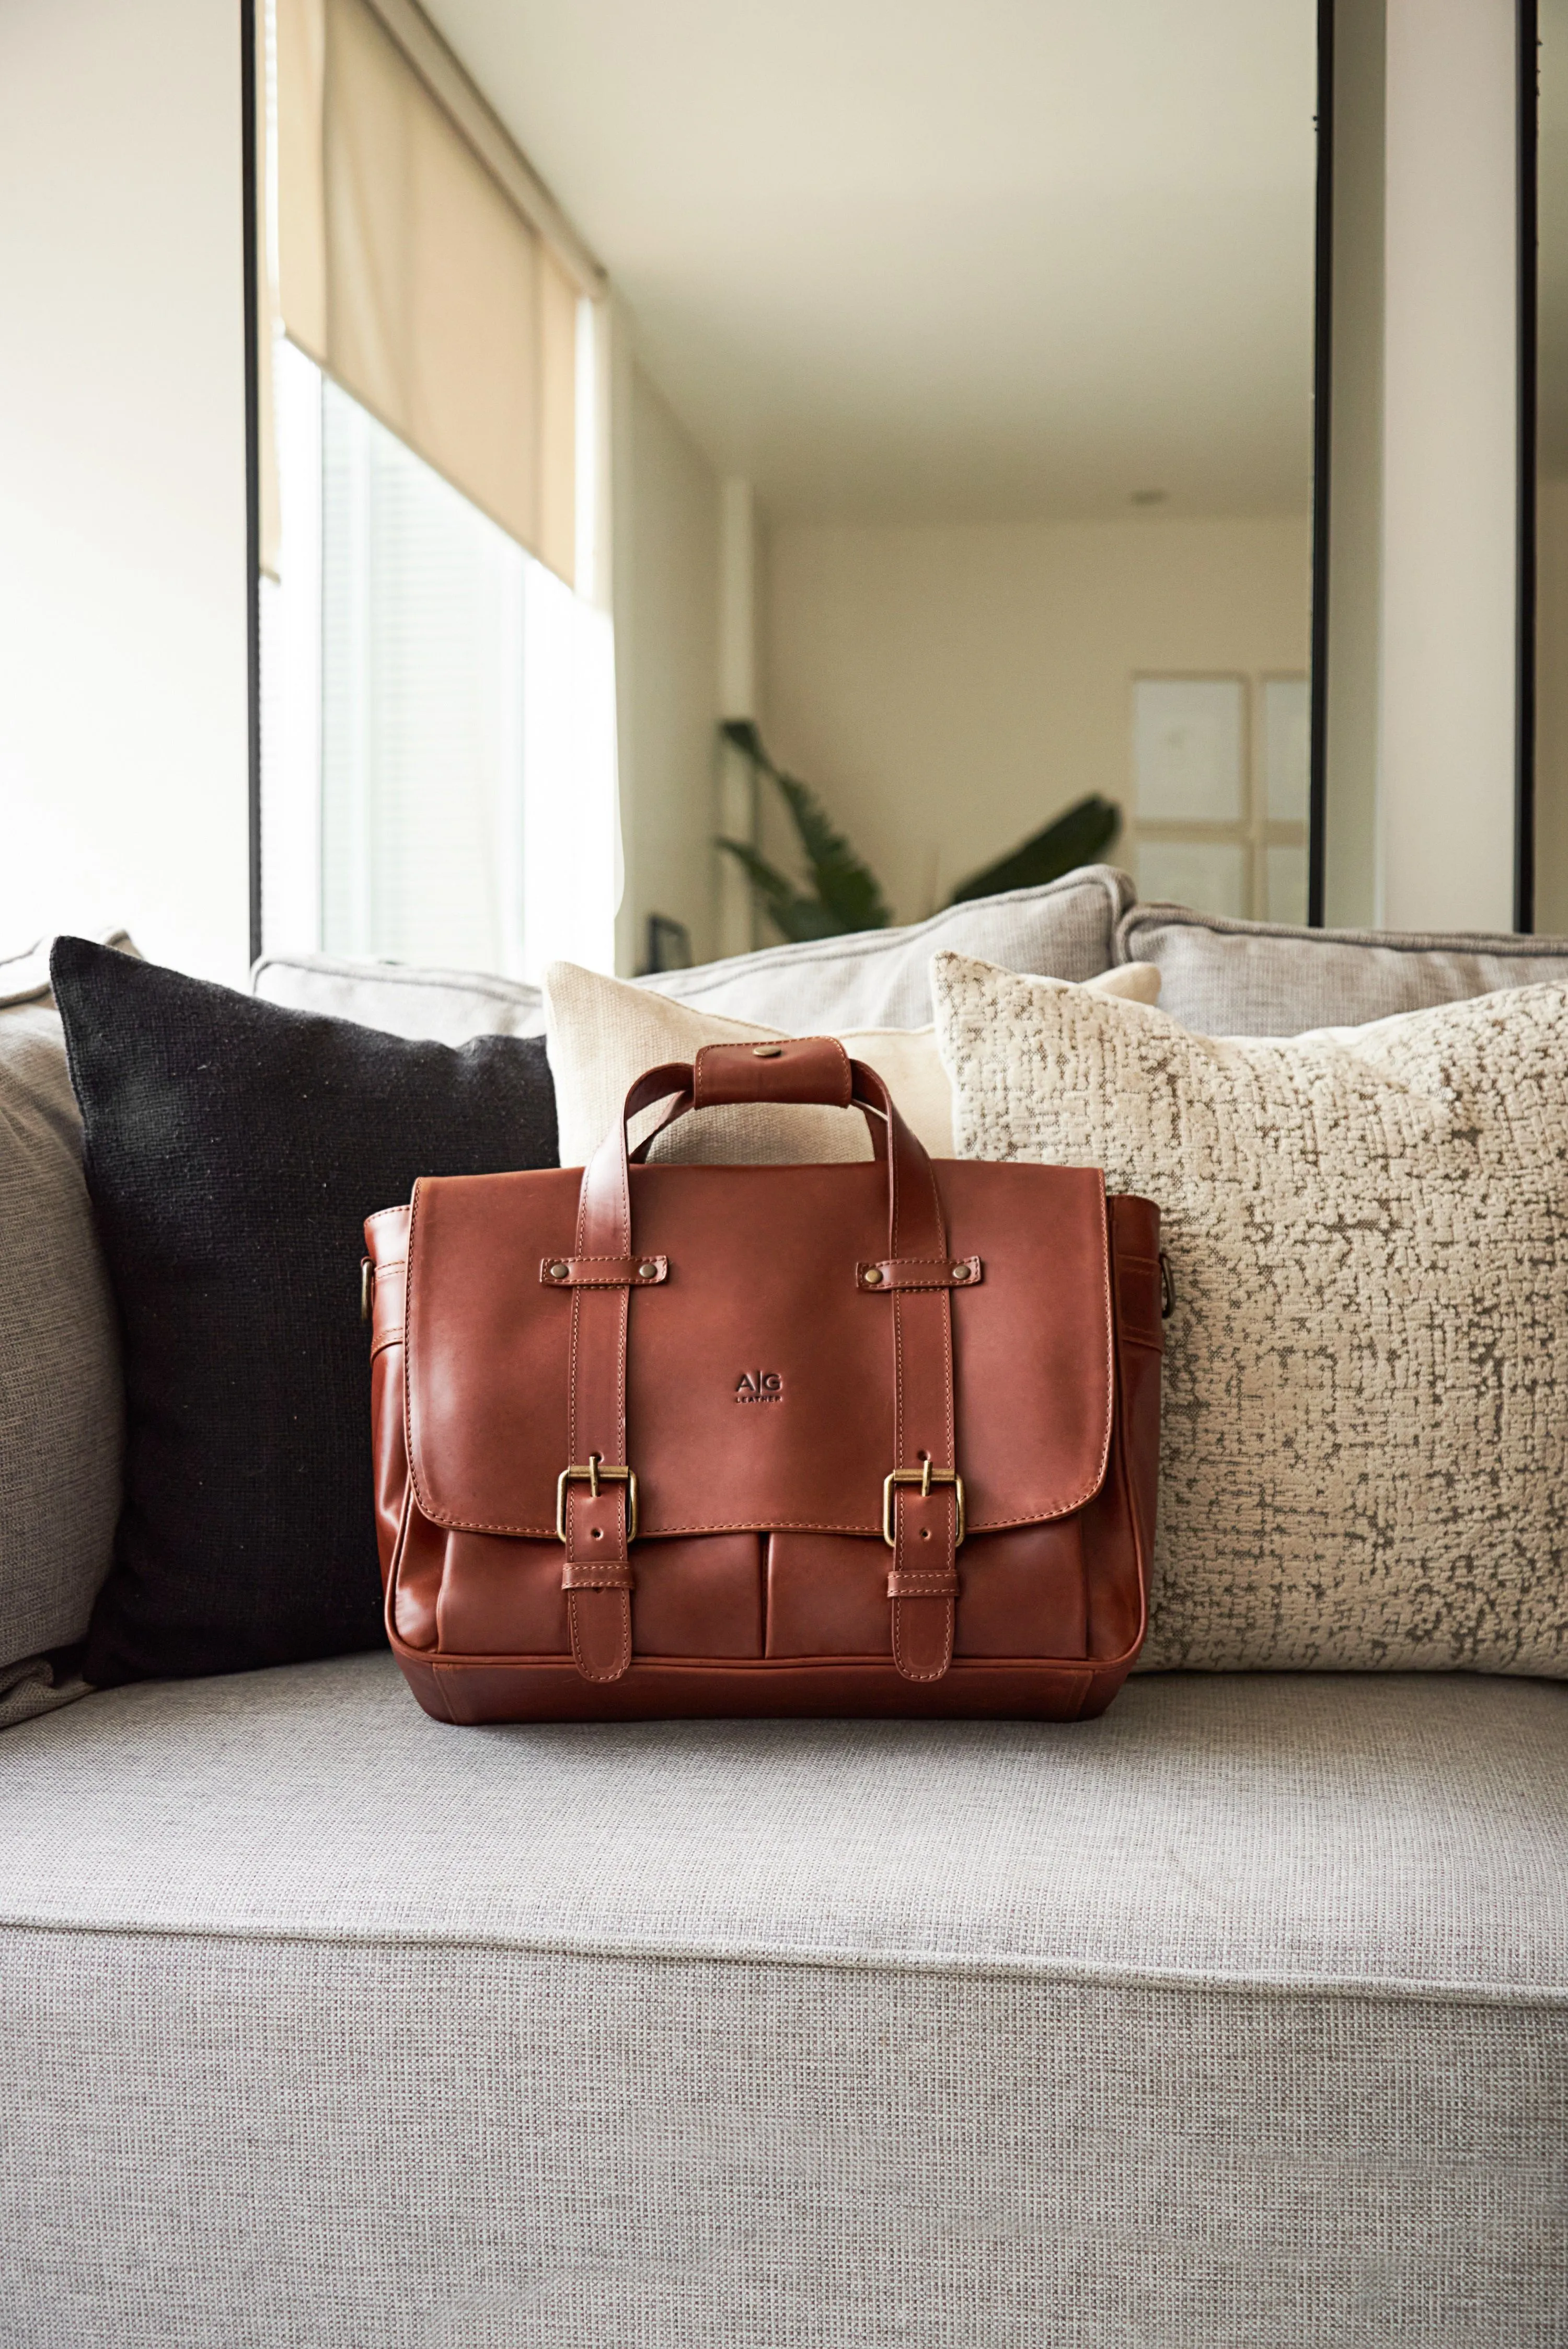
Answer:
xmin=363 ymin=1037 xmax=1162 ymax=1725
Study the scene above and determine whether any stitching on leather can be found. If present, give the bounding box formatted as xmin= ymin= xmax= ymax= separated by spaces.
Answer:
xmin=405 ymin=1504 xmax=1102 ymax=1540
xmin=892 ymin=1293 xmax=906 ymax=1472
xmin=401 ymin=1181 xmax=424 ymax=1522
xmin=926 ymin=1156 xmax=956 ymax=1479
xmin=694 ymin=1037 xmax=852 ymax=1108
xmin=568 ymin=1588 xmax=630 ymax=1680
xmin=868 ymin=1275 xmax=962 ymax=1289
xmin=415 ymin=1646 xmax=1101 ymax=1680
xmin=545 ymin=1256 xmax=667 ymax=1288
xmin=567 ymin=1289 xmax=581 ymax=1466
xmin=561 ymin=1254 xmax=665 ymax=1266
xmin=991 ymin=1177 xmax=1116 ymax=1524
xmin=857 ymin=1257 xmax=980 ymax=1290
xmin=892 ymin=1594 xmax=953 ymax=1681
xmin=368 ymin=1258 xmax=407 ymax=1362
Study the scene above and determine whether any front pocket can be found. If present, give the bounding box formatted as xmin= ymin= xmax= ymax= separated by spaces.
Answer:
xmin=437 ymin=1532 xmax=569 ymax=1655
xmin=764 ymin=1523 xmax=1088 ymax=1660
xmin=632 ymin=1534 xmax=765 ymax=1657
xmin=766 ymin=1532 xmax=887 ymax=1657
xmin=953 ymin=1521 xmax=1087 ymax=1658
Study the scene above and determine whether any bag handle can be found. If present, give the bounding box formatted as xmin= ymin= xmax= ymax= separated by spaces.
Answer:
xmin=557 ymin=1040 xmax=962 ymax=1687
xmin=627 ymin=1036 xmax=889 ymax=1165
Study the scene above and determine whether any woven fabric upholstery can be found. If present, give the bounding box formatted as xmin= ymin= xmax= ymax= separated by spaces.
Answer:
xmin=645 ymin=868 xmax=1133 ymax=1027
xmin=543 ymin=957 xmax=1160 ymax=1167
xmin=3 ymin=1655 xmax=1563 ymax=2345
xmin=0 ymin=960 xmax=122 ymax=1717
xmin=253 ymin=872 xmax=1134 ymax=1046
xmin=1120 ymin=901 xmax=1568 ymax=1035
xmin=251 ymin=949 xmax=547 ymax=1043
xmin=935 ymin=956 xmax=1568 ymax=1676
xmin=51 ymin=938 xmax=559 ymax=1687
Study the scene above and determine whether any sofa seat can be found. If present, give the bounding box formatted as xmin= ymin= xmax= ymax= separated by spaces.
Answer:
xmin=2 ymin=1656 xmax=1563 ymax=2349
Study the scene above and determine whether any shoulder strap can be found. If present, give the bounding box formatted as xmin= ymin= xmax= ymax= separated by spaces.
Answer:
xmin=562 ymin=1048 xmax=961 ymax=1683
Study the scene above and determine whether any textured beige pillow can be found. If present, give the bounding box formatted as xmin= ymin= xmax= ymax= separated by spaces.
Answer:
xmin=932 ymin=949 xmax=1568 ymax=1677
xmin=544 ymin=959 xmax=1161 ymax=1166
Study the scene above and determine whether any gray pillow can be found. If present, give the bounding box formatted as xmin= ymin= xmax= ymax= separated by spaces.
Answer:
xmin=251 ymin=950 xmax=546 ymax=1044
xmin=1121 ymin=903 xmax=1568 ymax=1036
xmin=645 ymin=867 xmax=1134 ymax=1027
xmin=0 ymin=941 xmax=126 ymax=1729
xmin=255 ymin=869 xmax=1135 ymax=1042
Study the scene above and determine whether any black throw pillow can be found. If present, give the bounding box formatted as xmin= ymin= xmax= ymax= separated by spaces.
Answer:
xmin=51 ymin=937 xmax=558 ymax=1687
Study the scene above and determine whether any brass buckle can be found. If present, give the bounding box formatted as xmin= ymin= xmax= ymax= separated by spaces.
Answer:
xmin=556 ymin=1456 xmax=639 ymax=1542
xmin=882 ymin=1461 xmax=965 ymax=1549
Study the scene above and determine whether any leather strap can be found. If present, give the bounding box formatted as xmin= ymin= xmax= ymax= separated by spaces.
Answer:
xmin=693 ymin=1037 xmax=854 ymax=1109
xmin=541 ymin=1255 xmax=667 ymax=1288
xmin=857 ymin=1255 xmax=981 ymax=1292
xmin=566 ymin=1046 xmax=962 ymax=1684
xmin=880 ymin=1120 xmax=960 ymax=1683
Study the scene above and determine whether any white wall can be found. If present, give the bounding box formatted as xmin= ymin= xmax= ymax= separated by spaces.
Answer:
xmin=612 ymin=358 xmax=722 ymax=971
xmin=1321 ymin=0 xmax=1385 ymax=930
xmin=763 ymin=515 xmax=1310 ymax=924
xmin=1376 ymin=0 xmax=1518 ymax=933
xmin=1533 ymin=478 xmax=1568 ymax=935
xmin=0 ymin=0 xmax=252 ymax=983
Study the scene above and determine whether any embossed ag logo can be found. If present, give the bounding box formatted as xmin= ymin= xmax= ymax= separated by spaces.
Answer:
xmin=735 ymin=1371 xmax=783 ymax=1403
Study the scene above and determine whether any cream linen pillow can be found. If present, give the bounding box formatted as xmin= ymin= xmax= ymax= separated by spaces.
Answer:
xmin=932 ymin=949 xmax=1568 ymax=1677
xmin=544 ymin=959 xmax=1161 ymax=1167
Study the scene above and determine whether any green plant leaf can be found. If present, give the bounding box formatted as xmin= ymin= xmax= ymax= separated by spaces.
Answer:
xmin=947 ymin=796 xmax=1122 ymax=907
xmin=720 ymin=716 xmax=768 ymax=766
xmin=714 ymin=839 xmax=848 ymax=943
xmin=717 ymin=720 xmax=891 ymax=939
xmin=769 ymin=772 xmax=891 ymax=934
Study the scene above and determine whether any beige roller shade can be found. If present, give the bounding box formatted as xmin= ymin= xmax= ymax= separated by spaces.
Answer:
xmin=274 ymin=0 xmax=590 ymax=586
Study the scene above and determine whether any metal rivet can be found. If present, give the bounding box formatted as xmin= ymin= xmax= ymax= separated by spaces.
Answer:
xmin=752 ymin=1043 xmax=783 ymax=1058
xmin=952 ymin=1263 xmax=969 ymax=1281
xmin=549 ymin=1262 xmax=568 ymax=1280
xmin=863 ymin=1267 xmax=883 ymax=1286
xmin=639 ymin=1262 xmax=658 ymax=1280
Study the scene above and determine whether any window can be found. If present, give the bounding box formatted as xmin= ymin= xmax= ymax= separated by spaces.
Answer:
xmin=1128 ymin=674 xmax=1309 ymax=923
xmin=258 ymin=0 xmax=618 ymax=979
xmin=260 ymin=336 xmax=617 ymax=979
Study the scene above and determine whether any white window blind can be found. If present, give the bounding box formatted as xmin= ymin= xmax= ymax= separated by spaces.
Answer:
xmin=319 ymin=374 xmax=526 ymax=969
xmin=261 ymin=338 xmax=619 ymax=980
xmin=272 ymin=0 xmax=599 ymax=586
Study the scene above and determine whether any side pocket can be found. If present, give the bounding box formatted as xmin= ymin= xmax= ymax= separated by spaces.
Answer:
xmin=365 ymin=1206 xmax=412 ymax=1597
xmin=369 ymin=1320 xmax=407 ymax=1589
xmin=1083 ymin=1194 xmax=1163 ymax=1664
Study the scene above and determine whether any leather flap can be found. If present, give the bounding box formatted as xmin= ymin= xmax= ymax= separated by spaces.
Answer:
xmin=403 ymin=1159 xmax=1114 ymax=1541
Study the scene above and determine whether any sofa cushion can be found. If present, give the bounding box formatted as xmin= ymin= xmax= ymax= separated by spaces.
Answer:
xmin=50 ymin=939 xmax=559 ymax=1689
xmin=0 ymin=939 xmax=132 ymax=1730
xmin=1121 ymin=900 xmax=1568 ymax=1034
xmin=934 ymin=954 xmax=1568 ymax=1676
xmin=543 ymin=956 xmax=1162 ymax=1166
xmin=251 ymin=948 xmax=547 ymax=1043
xmin=1 ymin=1656 xmax=1562 ymax=2345
xmin=252 ymin=868 xmax=1135 ymax=1045
xmin=645 ymin=866 xmax=1134 ymax=1027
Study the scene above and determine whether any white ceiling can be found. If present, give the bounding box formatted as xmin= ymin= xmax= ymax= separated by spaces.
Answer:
xmin=425 ymin=0 xmax=1319 ymax=522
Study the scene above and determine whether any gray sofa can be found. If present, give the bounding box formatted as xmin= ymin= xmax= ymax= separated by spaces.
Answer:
xmin=3 ymin=879 xmax=1565 ymax=2347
